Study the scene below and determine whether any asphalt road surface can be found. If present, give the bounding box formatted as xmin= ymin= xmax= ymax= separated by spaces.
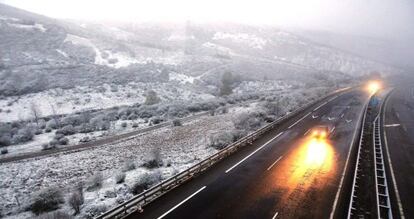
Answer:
xmin=383 ymin=86 xmax=414 ymax=219
xmin=126 ymin=89 xmax=368 ymax=219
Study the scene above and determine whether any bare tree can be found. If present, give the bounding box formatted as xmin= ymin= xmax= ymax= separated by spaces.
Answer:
xmin=30 ymin=102 xmax=41 ymax=126
xmin=219 ymin=72 xmax=234 ymax=96
xmin=144 ymin=90 xmax=161 ymax=105
xmin=48 ymin=101 xmax=60 ymax=128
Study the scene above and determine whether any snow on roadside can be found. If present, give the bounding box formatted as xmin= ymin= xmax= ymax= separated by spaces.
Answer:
xmin=56 ymin=49 xmax=68 ymax=58
xmin=0 ymin=82 xmax=214 ymax=122
xmin=0 ymin=111 xmax=237 ymax=218
xmin=7 ymin=23 xmax=46 ymax=32
xmin=169 ymin=72 xmax=195 ymax=84
xmin=233 ymin=80 xmax=292 ymax=94
xmin=213 ymin=32 xmax=267 ymax=49
xmin=0 ymin=15 xmax=20 ymax=22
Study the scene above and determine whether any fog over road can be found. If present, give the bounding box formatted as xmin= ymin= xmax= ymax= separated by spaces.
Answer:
xmin=127 ymin=89 xmax=368 ymax=219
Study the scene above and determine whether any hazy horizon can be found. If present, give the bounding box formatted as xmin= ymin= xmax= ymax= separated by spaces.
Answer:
xmin=1 ymin=0 xmax=414 ymax=42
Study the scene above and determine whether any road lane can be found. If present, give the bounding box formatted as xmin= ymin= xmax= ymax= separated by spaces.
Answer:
xmin=127 ymin=89 xmax=367 ymax=219
xmin=383 ymin=87 xmax=414 ymax=219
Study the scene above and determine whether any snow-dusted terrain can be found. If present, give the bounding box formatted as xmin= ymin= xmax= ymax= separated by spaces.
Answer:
xmin=0 ymin=107 xmax=238 ymax=218
xmin=0 ymin=2 xmax=406 ymax=218
xmin=0 ymin=78 xmax=211 ymax=123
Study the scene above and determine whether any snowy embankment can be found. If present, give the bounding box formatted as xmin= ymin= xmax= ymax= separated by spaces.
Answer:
xmin=0 ymin=78 xmax=333 ymax=218
xmin=0 ymin=110 xmax=239 ymax=218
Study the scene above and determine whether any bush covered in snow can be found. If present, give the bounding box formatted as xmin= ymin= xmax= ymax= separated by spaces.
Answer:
xmin=1 ymin=148 xmax=8 ymax=154
xmin=150 ymin=117 xmax=164 ymax=125
xmin=29 ymin=187 xmax=64 ymax=215
xmin=68 ymin=189 xmax=84 ymax=215
xmin=115 ymin=172 xmax=126 ymax=184
xmin=81 ymin=204 xmax=107 ymax=219
xmin=46 ymin=119 xmax=59 ymax=130
xmin=86 ymin=173 xmax=103 ymax=191
xmin=144 ymin=90 xmax=161 ymax=105
xmin=58 ymin=137 xmax=69 ymax=145
xmin=0 ymin=135 xmax=12 ymax=147
xmin=142 ymin=149 xmax=163 ymax=168
xmin=12 ymin=126 xmax=34 ymax=144
xmin=131 ymin=171 xmax=162 ymax=195
xmin=208 ymin=131 xmax=243 ymax=150
xmin=56 ymin=125 xmax=76 ymax=136
xmin=122 ymin=159 xmax=136 ymax=172
xmin=89 ymin=115 xmax=110 ymax=131
xmin=232 ymin=112 xmax=267 ymax=132
xmin=172 ymin=119 xmax=182 ymax=126
xmin=42 ymin=143 xmax=56 ymax=151
xmin=33 ymin=211 xmax=73 ymax=219
xmin=77 ymin=123 xmax=94 ymax=133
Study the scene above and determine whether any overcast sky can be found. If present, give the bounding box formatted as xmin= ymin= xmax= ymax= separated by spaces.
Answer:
xmin=1 ymin=0 xmax=414 ymax=40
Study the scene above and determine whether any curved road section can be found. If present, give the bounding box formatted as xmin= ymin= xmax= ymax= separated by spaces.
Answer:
xmin=126 ymin=89 xmax=368 ymax=219
xmin=382 ymin=87 xmax=414 ymax=219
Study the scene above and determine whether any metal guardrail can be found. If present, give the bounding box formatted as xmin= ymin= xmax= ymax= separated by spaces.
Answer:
xmin=373 ymin=116 xmax=393 ymax=219
xmin=347 ymin=91 xmax=394 ymax=219
xmin=96 ymin=87 xmax=351 ymax=219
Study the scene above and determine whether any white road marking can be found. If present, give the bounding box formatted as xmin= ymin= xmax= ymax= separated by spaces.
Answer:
xmin=340 ymin=113 xmax=345 ymax=118
xmin=272 ymin=211 xmax=279 ymax=219
xmin=328 ymin=117 xmax=335 ymax=121
xmin=384 ymin=124 xmax=400 ymax=127
xmin=225 ymin=132 xmax=284 ymax=173
xmin=267 ymin=156 xmax=283 ymax=171
xmin=313 ymin=102 xmax=327 ymax=111
xmin=328 ymin=96 xmax=338 ymax=102
xmin=288 ymin=112 xmax=311 ymax=129
xmin=157 ymin=186 xmax=207 ymax=219
xmin=346 ymin=119 xmax=352 ymax=123
xmin=304 ymin=129 xmax=311 ymax=136
xmin=330 ymin=126 xmax=336 ymax=134
xmin=329 ymin=97 xmax=367 ymax=219
xmin=312 ymin=114 xmax=319 ymax=119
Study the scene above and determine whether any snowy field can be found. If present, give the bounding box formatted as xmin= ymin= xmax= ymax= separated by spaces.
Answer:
xmin=0 ymin=107 xmax=245 ymax=218
xmin=0 ymin=81 xmax=338 ymax=218
xmin=0 ymin=80 xmax=291 ymax=159
xmin=0 ymin=77 xmax=213 ymax=123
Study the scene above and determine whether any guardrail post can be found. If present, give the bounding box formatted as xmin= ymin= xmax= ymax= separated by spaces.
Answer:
xmin=143 ymin=193 xmax=147 ymax=204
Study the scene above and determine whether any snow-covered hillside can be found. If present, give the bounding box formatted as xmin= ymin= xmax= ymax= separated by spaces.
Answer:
xmin=0 ymin=3 xmax=403 ymax=100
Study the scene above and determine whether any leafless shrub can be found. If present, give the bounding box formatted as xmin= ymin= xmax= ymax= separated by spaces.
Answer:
xmin=33 ymin=211 xmax=73 ymax=219
xmin=86 ymin=173 xmax=103 ymax=191
xmin=131 ymin=171 xmax=162 ymax=195
xmin=81 ymin=204 xmax=107 ymax=219
xmin=172 ymin=119 xmax=182 ymax=126
xmin=68 ymin=190 xmax=83 ymax=215
xmin=208 ymin=131 xmax=243 ymax=150
xmin=115 ymin=172 xmax=126 ymax=184
xmin=1 ymin=148 xmax=8 ymax=154
xmin=122 ymin=159 xmax=136 ymax=172
xmin=142 ymin=148 xmax=163 ymax=168
xmin=29 ymin=187 xmax=64 ymax=215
